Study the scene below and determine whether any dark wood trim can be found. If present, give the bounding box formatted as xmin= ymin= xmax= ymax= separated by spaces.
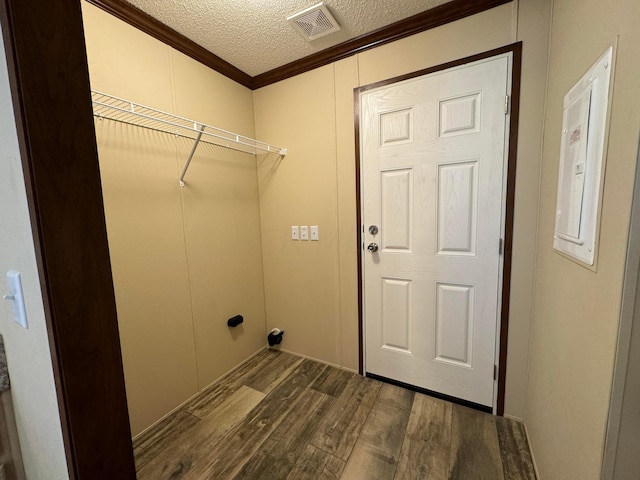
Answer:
xmin=0 ymin=1 xmax=136 ymax=478
xmin=85 ymin=0 xmax=510 ymax=91
xmin=497 ymin=42 xmax=522 ymax=417
xmin=356 ymin=43 xmax=522 ymax=93
xmin=252 ymin=0 xmax=511 ymax=89
xmin=354 ymin=42 xmax=523 ymax=416
xmin=354 ymin=89 xmax=364 ymax=375
xmin=85 ymin=0 xmax=253 ymax=89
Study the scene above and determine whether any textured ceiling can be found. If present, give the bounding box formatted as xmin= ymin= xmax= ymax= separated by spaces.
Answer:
xmin=125 ymin=0 xmax=453 ymax=76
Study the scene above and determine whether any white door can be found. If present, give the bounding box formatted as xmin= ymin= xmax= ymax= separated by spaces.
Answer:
xmin=361 ymin=55 xmax=511 ymax=408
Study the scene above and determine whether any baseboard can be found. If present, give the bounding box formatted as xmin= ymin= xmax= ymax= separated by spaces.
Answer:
xmin=275 ymin=347 xmax=358 ymax=374
xmin=523 ymin=422 xmax=541 ymax=479
xmin=132 ymin=345 xmax=267 ymax=442
xmin=504 ymin=413 xmax=524 ymax=423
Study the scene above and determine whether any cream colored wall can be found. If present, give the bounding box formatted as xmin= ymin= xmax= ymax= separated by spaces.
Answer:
xmin=525 ymin=0 xmax=640 ymax=477
xmin=255 ymin=2 xmax=551 ymax=419
xmin=257 ymin=65 xmax=343 ymax=366
xmin=506 ymin=0 xmax=552 ymax=421
xmin=82 ymin=2 xmax=267 ymax=436
xmin=0 ymin=27 xmax=69 ymax=480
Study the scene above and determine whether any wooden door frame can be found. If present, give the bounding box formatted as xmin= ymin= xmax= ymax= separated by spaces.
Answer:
xmin=0 ymin=1 xmax=136 ymax=478
xmin=354 ymin=42 xmax=522 ymax=416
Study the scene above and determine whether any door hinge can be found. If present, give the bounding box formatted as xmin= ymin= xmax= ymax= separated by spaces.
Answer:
xmin=499 ymin=238 xmax=503 ymax=255
xmin=504 ymin=95 xmax=511 ymax=115
xmin=493 ymin=364 xmax=497 ymax=381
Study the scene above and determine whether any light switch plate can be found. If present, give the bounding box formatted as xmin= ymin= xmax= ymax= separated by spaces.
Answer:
xmin=310 ymin=226 xmax=319 ymax=241
xmin=4 ymin=271 xmax=28 ymax=329
xmin=300 ymin=226 xmax=309 ymax=240
xmin=291 ymin=226 xmax=299 ymax=240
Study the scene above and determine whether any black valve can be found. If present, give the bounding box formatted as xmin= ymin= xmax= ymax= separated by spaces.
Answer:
xmin=268 ymin=328 xmax=284 ymax=346
xmin=227 ymin=315 xmax=243 ymax=327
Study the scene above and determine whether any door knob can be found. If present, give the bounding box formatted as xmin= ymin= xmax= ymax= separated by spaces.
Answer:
xmin=367 ymin=243 xmax=379 ymax=253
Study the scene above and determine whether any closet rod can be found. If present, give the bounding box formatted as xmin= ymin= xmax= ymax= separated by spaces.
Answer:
xmin=90 ymin=90 xmax=287 ymax=186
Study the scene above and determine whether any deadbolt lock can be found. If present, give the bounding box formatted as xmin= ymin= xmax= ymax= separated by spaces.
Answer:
xmin=368 ymin=225 xmax=379 ymax=235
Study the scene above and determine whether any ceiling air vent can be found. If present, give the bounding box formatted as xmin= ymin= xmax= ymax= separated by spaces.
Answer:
xmin=288 ymin=2 xmax=341 ymax=41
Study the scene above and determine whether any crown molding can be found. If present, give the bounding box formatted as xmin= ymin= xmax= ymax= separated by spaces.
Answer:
xmin=86 ymin=0 xmax=511 ymax=90
xmin=86 ymin=0 xmax=253 ymax=88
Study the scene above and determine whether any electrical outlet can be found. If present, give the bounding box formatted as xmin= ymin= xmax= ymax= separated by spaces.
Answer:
xmin=310 ymin=225 xmax=319 ymax=241
xmin=291 ymin=226 xmax=299 ymax=240
xmin=300 ymin=226 xmax=309 ymax=240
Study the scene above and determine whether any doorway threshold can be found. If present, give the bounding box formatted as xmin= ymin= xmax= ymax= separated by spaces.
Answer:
xmin=365 ymin=373 xmax=492 ymax=414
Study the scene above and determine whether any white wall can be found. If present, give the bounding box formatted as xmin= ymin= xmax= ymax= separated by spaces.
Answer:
xmin=0 ymin=26 xmax=69 ymax=480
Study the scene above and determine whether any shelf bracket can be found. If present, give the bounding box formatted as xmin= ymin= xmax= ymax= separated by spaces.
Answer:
xmin=179 ymin=124 xmax=206 ymax=187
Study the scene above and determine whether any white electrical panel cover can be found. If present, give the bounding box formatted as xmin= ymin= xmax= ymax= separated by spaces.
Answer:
xmin=553 ymin=46 xmax=613 ymax=267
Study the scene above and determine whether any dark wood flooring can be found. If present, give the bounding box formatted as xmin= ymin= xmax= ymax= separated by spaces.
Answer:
xmin=133 ymin=349 xmax=536 ymax=479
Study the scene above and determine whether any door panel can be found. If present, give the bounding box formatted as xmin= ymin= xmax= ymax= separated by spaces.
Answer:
xmin=439 ymin=92 xmax=481 ymax=137
xmin=435 ymin=282 xmax=474 ymax=367
xmin=437 ymin=160 xmax=478 ymax=255
xmin=380 ymin=108 xmax=414 ymax=146
xmin=381 ymin=169 xmax=413 ymax=252
xmin=361 ymin=55 xmax=510 ymax=408
xmin=381 ymin=277 xmax=412 ymax=353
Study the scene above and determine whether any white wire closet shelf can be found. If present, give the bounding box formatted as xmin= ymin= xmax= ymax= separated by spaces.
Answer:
xmin=91 ymin=90 xmax=287 ymax=186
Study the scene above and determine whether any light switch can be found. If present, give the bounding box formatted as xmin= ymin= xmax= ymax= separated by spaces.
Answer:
xmin=291 ymin=226 xmax=299 ymax=240
xmin=4 ymin=271 xmax=28 ymax=329
xmin=300 ymin=226 xmax=309 ymax=240
xmin=310 ymin=226 xmax=319 ymax=241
